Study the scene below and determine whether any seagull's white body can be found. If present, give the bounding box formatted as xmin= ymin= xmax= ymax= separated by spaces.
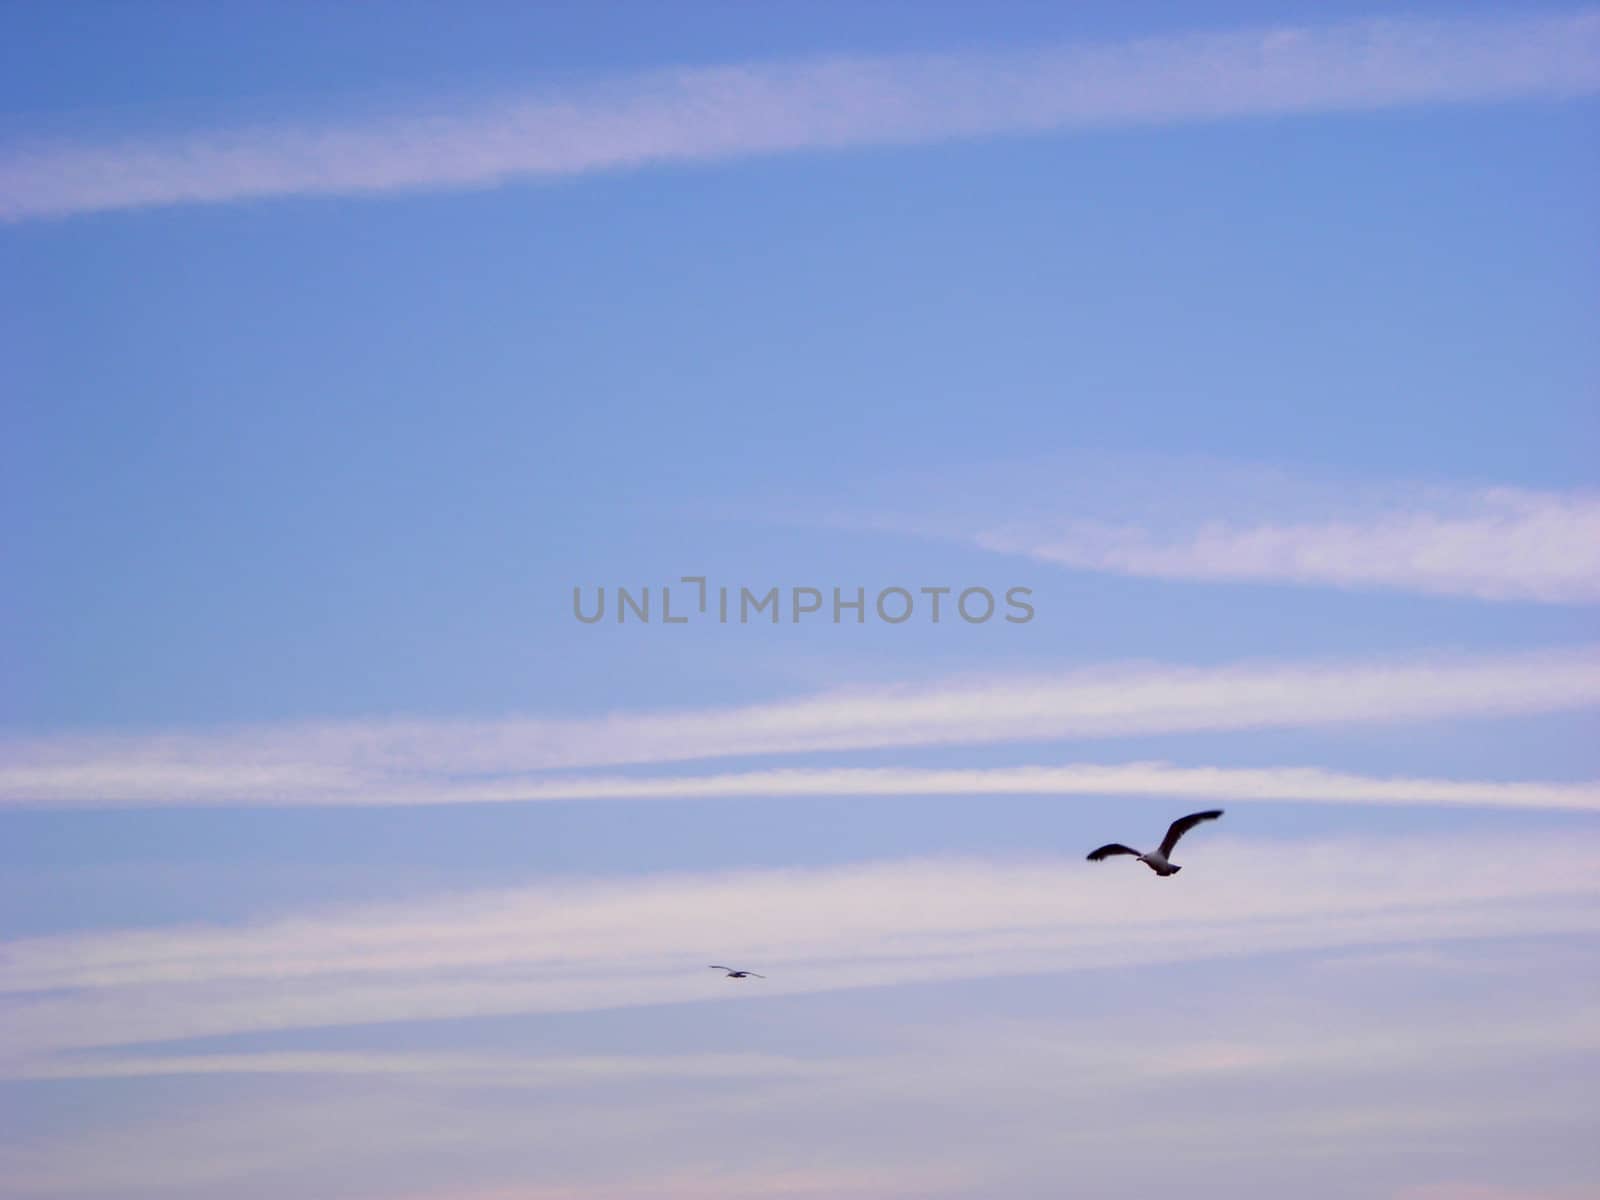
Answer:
xmin=1135 ymin=850 xmax=1179 ymax=876
xmin=1087 ymin=810 xmax=1224 ymax=876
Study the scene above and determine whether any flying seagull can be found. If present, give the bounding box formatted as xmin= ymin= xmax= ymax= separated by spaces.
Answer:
xmin=1086 ymin=809 xmax=1224 ymax=876
xmin=709 ymin=965 xmax=765 ymax=978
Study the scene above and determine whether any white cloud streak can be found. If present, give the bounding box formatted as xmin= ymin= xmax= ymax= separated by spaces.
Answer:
xmin=393 ymin=762 xmax=1600 ymax=813
xmin=3 ymin=644 xmax=1597 ymax=809
xmin=16 ymin=1010 xmax=1598 ymax=1087
xmin=5 ymin=927 xmax=1597 ymax=1198
xmin=5 ymin=1049 xmax=839 ymax=1086
xmin=4 ymin=830 xmax=1597 ymax=1060
xmin=4 ymin=10 xmax=1598 ymax=222
xmin=976 ymin=487 xmax=1600 ymax=604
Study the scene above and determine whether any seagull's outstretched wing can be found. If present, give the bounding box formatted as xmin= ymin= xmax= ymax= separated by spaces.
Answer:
xmin=747 ymin=972 xmax=766 ymax=978
xmin=708 ymin=965 xmax=732 ymax=972
xmin=1157 ymin=809 xmax=1224 ymax=858
xmin=1087 ymin=843 xmax=1141 ymax=862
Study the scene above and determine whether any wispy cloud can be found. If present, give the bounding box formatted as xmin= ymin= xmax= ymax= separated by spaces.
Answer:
xmin=4 ymin=9 xmax=1598 ymax=222
xmin=819 ymin=456 xmax=1600 ymax=605
xmin=6 ymin=1049 xmax=838 ymax=1086
xmin=20 ymin=1009 xmax=1597 ymax=1087
xmin=12 ymin=759 xmax=1590 ymax=813
xmin=4 ymin=921 xmax=1598 ymax=1199
xmin=3 ymin=645 xmax=1597 ymax=808
xmin=367 ymin=762 xmax=1600 ymax=813
xmin=5 ymin=830 xmax=1597 ymax=1059
xmin=976 ymin=487 xmax=1600 ymax=604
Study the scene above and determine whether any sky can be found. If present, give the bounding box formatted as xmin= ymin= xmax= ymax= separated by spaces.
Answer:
xmin=1 ymin=2 xmax=1598 ymax=1198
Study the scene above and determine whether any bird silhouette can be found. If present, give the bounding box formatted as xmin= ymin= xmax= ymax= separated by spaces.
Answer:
xmin=708 ymin=965 xmax=765 ymax=978
xmin=1086 ymin=810 xmax=1224 ymax=876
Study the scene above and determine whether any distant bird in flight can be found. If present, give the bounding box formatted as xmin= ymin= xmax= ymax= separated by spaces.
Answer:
xmin=709 ymin=965 xmax=765 ymax=978
xmin=1086 ymin=809 xmax=1224 ymax=876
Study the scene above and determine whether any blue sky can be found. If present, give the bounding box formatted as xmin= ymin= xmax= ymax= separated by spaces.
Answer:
xmin=2 ymin=4 xmax=1598 ymax=1199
